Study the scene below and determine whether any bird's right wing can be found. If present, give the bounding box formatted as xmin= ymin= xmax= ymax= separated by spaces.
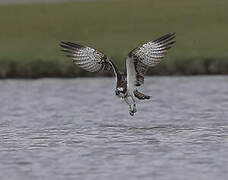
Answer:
xmin=60 ymin=41 xmax=114 ymax=73
xmin=126 ymin=33 xmax=176 ymax=93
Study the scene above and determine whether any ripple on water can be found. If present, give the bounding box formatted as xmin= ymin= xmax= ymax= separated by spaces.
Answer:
xmin=0 ymin=76 xmax=228 ymax=180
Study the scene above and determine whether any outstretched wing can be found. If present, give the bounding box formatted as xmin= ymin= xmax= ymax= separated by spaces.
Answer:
xmin=60 ymin=41 xmax=113 ymax=73
xmin=126 ymin=33 xmax=176 ymax=91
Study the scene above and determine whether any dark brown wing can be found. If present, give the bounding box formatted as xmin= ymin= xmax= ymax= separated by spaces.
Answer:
xmin=134 ymin=90 xmax=150 ymax=100
xmin=60 ymin=41 xmax=112 ymax=72
xmin=127 ymin=33 xmax=176 ymax=87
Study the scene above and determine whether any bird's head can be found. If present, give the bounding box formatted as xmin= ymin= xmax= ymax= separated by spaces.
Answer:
xmin=115 ymin=87 xmax=125 ymax=97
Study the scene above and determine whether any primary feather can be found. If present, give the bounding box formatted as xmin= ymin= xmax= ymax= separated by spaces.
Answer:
xmin=60 ymin=41 xmax=112 ymax=73
xmin=127 ymin=33 xmax=176 ymax=88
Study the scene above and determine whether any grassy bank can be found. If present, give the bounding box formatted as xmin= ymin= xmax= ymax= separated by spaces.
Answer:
xmin=0 ymin=0 xmax=228 ymax=78
xmin=1 ymin=57 xmax=228 ymax=78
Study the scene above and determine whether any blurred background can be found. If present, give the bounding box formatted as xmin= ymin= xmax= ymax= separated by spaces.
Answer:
xmin=1 ymin=1 xmax=228 ymax=180
xmin=0 ymin=0 xmax=227 ymax=78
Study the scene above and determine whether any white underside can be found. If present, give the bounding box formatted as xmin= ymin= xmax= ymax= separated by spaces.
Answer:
xmin=126 ymin=57 xmax=136 ymax=99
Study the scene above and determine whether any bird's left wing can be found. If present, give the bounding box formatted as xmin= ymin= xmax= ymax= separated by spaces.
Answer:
xmin=126 ymin=33 xmax=176 ymax=92
xmin=60 ymin=41 xmax=113 ymax=73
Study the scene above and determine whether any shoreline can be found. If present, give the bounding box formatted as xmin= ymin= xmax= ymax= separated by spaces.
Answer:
xmin=0 ymin=57 xmax=228 ymax=78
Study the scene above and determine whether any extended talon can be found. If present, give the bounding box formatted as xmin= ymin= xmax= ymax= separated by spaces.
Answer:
xmin=132 ymin=104 xmax=137 ymax=113
xmin=129 ymin=104 xmax=137 ymax=116
xmin=130 ymin=104 xmax=137 ymax=113
xmin=129 ymin=110 xmax=135 ymax=116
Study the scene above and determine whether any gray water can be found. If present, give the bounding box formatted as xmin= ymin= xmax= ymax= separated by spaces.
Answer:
xmin=0 ymin=76 xmax=228 ymax=180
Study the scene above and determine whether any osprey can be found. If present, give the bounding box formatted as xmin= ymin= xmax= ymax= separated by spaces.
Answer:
xmin=60 ymin=33 xmax=176 ymax=116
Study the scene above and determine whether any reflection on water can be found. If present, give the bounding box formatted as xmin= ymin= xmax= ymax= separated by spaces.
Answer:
xmin=0 ymin=76 xmax=228 ymax=180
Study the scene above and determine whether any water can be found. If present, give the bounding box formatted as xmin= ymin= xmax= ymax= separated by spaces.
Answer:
xmin=0 ymin=76 xmax=228 ymax=180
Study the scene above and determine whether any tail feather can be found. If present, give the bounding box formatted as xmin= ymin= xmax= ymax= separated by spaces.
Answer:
xmin=134 ymin=90 xmax=150 ymax=100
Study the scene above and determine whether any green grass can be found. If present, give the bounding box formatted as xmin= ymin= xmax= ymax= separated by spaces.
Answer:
xmin=0 ymin=0 xmax=228 ymax=78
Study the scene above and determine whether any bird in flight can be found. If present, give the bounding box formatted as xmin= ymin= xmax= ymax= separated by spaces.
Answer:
xmin=60 ymin=33 xmax=176 ymax=116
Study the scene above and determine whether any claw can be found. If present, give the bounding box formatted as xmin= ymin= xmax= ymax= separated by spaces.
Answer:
xmin=132 ymin=104 xmax=137 ymax=113
xmin=129 ymin=104 xmax=137 ymax=116
xmin=129 ymin=110 xmax=135 ymax=116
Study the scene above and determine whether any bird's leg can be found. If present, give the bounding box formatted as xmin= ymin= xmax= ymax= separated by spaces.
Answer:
xmin=124 ymin=97 xmax=135 ymax=116
xmin=124 ymin=96 xmax=137 ymax=116
xmin=124 ymin=97 xmax=131 ymax=109
xmin=130 ymin=95 xmax=137 ymax=113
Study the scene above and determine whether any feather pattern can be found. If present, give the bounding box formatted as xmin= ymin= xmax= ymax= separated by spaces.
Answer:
xmin=60 ymin=41 xmax=113 ymax=73
xmin=127 ymin=33 xmax=176 ymax=87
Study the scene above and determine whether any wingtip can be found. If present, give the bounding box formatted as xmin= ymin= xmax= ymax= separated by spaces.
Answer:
xmin=59 ymin=41 xmax=84 ymax=49
xmin=169 ymin=40 xmax=176 ymax=45
xmin=153 ymin=32 xmax=176 ymax=45
xmin=60 ymin=41 xmax=66 ymax=46
xmin=168 ymin=32 xmax=176 ymax=39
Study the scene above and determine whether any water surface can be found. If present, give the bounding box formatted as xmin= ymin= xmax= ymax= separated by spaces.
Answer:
xmin=0 ymin=76 xmax=228 ymax=180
